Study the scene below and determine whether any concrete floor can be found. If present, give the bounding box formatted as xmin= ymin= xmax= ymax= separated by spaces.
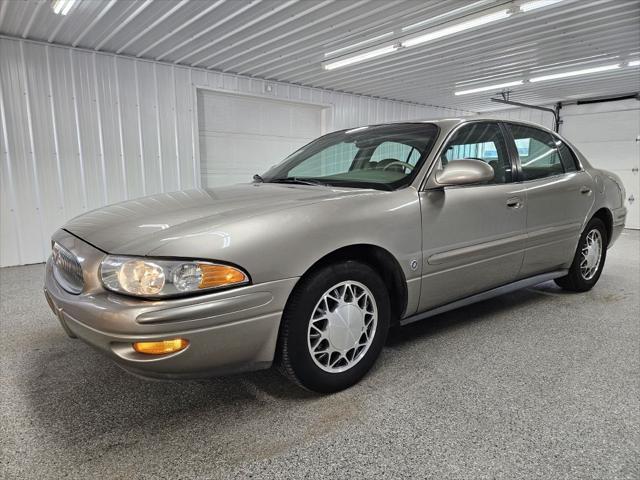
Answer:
xmin=1 ymin=231 xmax=638 ymax=479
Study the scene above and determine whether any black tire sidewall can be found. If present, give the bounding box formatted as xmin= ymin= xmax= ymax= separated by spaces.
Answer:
xmin=567 ymin=218 xmax=608 ymax=290
xmin=282 ymin=261 xmax=390 ymax=393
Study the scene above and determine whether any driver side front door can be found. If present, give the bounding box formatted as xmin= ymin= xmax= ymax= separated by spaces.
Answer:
xmin=418 ymin=122 xmax=527 ymax=311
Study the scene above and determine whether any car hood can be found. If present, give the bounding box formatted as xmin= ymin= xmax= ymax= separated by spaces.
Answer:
xmin=63 ymin=183 xmax=371 ymax=254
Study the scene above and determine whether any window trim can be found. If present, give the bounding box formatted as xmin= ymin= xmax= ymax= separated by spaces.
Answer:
xmin=504 ymin=122 xmax=565 ymax=183
xmin=502 ymin=121 xmax=584 ymax=183
xmin=550 ymin=132 xmax=583 ymax=172
xmin=420 ymin=120 xmax=518 ymax=190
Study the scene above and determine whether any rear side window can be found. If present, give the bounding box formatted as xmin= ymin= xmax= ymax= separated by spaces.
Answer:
xmin=556 ymin=139 xmax=579 ymax=172
xmin=508 ymin=124 xmax=565 ymax=180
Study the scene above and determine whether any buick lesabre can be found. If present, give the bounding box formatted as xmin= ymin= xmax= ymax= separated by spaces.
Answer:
xmin=44 ymin=118 xmax=627 ymax=392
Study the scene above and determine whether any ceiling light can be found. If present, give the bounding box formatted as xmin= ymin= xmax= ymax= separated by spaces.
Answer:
xmin=628 ymin=60 xmax=640 ymax=67
xmin=324 ymin=32 xmax=395 ymax=58
xmin=529 ymin=64 xmax=621 ymax=82
xmin=402 ymin=9 xmax=511 ymax=48
xmin=51 ymin=0 xmax=76 ymax=15
xmin=323 ymin=44 xmax=399 ymax=70
xmin=518 ymin=0 xmax=565 ymax=12
xmin=455 ymin=80 xmax=524 ymax=96
xmin=402 ymin=0 xmax=494 ymax=32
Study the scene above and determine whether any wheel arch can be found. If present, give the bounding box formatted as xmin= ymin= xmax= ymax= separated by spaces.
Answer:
xmin=592 ymin=207 xmax=613 ymax=245
xmin=295 ymin=244 xmax=408 ymax=324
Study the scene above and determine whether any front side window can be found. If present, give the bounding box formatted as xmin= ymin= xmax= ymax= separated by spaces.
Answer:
xmin=508 ymin=124 xmax=564 ymax=180
xmin=262 ymin=124 xmax=439 ymax=190
xmin=441 ymin=122 xmax=513 ymax=184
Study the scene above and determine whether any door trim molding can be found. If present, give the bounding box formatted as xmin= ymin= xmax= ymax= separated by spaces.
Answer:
xmin=400 ymin=270 xmax=567 ymax=326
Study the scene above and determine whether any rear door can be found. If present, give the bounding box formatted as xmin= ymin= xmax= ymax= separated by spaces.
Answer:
xmin=418 ymin=121 xmax=526 ymax=311
xmin=505 ymin=122 xmax=594 ymax=277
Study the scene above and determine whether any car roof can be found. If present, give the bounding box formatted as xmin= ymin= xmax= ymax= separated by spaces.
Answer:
xmin=348 ymin=117 xmax=554 ymax=134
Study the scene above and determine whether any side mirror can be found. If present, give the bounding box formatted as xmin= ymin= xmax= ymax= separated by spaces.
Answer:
xmin=431 ymin=159 xmax=494 ymax=187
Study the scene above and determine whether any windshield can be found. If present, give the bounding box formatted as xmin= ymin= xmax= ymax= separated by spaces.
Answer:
xmin=261 ymin=123 xmax=439 ymax=190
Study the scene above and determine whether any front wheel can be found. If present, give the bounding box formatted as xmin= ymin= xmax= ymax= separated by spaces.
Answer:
xmin=555 ymin=217 xmax=607 ymax=292
xmin=277 ymin=261 xmax=390 ymax=393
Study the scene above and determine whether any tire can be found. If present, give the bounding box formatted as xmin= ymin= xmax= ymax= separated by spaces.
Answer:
xmin=555 ymin=217 xmax=607 ymax=292
xmin=277 ymin=260 xmax=390 ymax=393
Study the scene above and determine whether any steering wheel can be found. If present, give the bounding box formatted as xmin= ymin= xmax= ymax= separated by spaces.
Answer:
xmin=382 ymin=160 xmax=415 ymax=171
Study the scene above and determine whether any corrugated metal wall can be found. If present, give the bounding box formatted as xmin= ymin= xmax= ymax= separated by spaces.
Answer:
xmin=0 ymin=37 xmax=466 ymax=267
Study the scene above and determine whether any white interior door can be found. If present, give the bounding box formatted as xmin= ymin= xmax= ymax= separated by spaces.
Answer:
xmin=560 ymin=100 xmax=640 ymax=229
xmin=198 ymin=90 xmax=325 ymax=187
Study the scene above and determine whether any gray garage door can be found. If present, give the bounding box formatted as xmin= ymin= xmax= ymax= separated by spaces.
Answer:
xmin=198 ymin=90 xmax=325 ymax=187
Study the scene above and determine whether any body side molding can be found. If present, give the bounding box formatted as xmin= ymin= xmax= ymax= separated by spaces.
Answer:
xmin=400 ymin=270 xmax=568 ymax=326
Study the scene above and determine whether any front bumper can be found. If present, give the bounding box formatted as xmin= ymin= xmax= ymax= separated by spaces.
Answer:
xmin=44 ymin=230 xmax=298 ymax=379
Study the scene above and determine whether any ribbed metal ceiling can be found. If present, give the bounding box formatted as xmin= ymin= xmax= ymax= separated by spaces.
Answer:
xmin=1 ymin=0 xmax=638 ymax=112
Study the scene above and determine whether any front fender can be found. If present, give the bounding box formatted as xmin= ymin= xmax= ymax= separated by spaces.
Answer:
xmin=146 ymin=188 xmax=423 ymax=286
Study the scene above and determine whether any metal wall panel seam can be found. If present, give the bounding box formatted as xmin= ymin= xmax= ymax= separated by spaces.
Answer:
xmin=68 ymin=48 xmax=88 ymax=209
xmin=47 ymin=12 xmax=69 ymax=43
xmin=198 ymin=0 xmax=332 ymax=69
xmin=113 ymin=55 xmax=128 ymax=199
xmin=0 ymin=1 xmax=8 ymax=29
xmin=171 ymin=65 xmax=181 ymax=190
xmin=136 ymin=0 xmax=227 ymax=59
xmin=116 ymin=0 xmax=190 ymax=55
xmin=44 ymin=44 xmax=66 ymax=219
xmin=91 ymin=52 xmax=109 ymax=204
xmin=153 ymin=62 xmax=164 ymax=190
xmin=18 ymin=41 xmax=47 ymax=259
xmin=186 ymin=0 xmax=298 ymax=67
xmin=133 ymin=59 xmax=147 ymax=196
xmin=173 ymin=0 xmax=265 ymax=64
xmin=94 ymin=0 xmax=153 ymax=51
xmin=0 ymin=75 xmax=24 ymax=264
xmin=72 ymin=0 xmax=118 ymax=48
xmin=22 ymin=1 xmax=44 ymax=39
xmin=189 ymin=68 xmax=199 ymax=187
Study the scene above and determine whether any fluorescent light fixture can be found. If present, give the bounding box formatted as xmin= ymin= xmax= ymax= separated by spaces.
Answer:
xmin=455 ymin=80 xmax=524 ymax=96
xmin=52 ymin=0 xmax=76 ymax=15
xmin=323 ymin=44 xmax=398 ymax=70
xmin=529 ymin=63 xmax=621 ymax=82
xmin=402 ymin=9 xmax=511 ymax=48
xmin=402 ymin=0 xmax=493 ymax=32
xmin=628 ymin=60 xmax=640 ymax=67
xmin=324 ymin=32 xmax=395 ymax=58
xmin=519 ymin=0 xmax=564 ymax=12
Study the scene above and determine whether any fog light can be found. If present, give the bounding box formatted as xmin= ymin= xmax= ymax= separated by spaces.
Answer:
xmin=133 ymin=338 xmax=189 ymax=355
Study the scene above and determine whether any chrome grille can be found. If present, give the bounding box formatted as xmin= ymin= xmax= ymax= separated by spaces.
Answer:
xmin=52 ymin=242 xmax=84 ymax=294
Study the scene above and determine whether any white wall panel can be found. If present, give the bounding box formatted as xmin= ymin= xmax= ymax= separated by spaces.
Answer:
xmin=0 ymin=37 xmax=465 ymax=267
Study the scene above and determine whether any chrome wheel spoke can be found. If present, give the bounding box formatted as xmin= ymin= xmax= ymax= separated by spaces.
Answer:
xmin=306 ymin=280 xmax=378 ymax=374
xmin=579 ymin=229 xmax=603 ymax=281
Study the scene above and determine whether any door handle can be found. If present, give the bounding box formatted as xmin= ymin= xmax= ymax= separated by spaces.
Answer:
xmin=506 ymin=197 xmax=523 ymax=208
xmin=580 ymin=186 xmax=592 ymax=195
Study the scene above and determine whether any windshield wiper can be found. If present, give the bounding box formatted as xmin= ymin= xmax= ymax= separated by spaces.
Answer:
xmin=252 ymin=174 xmax=264 ymax=183
xmin=268 ymin=177 xmax=326 ymax=186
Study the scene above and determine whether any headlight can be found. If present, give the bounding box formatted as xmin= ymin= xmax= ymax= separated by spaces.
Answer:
xmin=100 ymin=256 xmax=249 ymax=298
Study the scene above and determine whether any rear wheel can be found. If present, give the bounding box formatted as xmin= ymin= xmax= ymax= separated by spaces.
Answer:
xmin=555 ymin=217 xmax=607 ymax=292
xmin=277 ymin=261 xmax=390 ymax=393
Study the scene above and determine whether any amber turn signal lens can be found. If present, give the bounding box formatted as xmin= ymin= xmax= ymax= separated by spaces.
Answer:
xmin=198 ymin=264 xmax=247 ymax=289
xmin=133 ymin=338 xmax=189 ymax=355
